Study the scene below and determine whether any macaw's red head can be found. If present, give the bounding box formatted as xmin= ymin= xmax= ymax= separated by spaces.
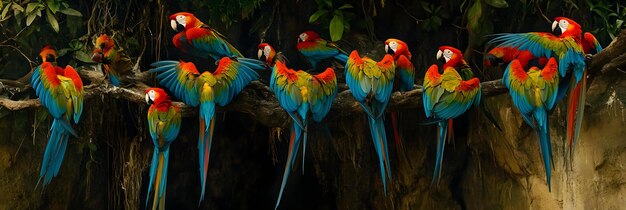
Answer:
xmin=39 ymin=45 xmax=57 ymax=63
xmin=437 ymin=46 xmax=463 ymax=67
xmin=145 ymin=87 xmax=171 ymax=108
xmin=92 ymin=34 xmax=115 ymax=63
xmin=170 ymin=12 xmax=204 ymax=32
xmin=298 ymin=31 xmax=320 ymax=43
xmin=257 ymin=43 xmax=276 ymax=65
xmin=384 ymin=38 xmax=412 ymax=60
xmin=552 ymin=17 xmax=582 ymax=37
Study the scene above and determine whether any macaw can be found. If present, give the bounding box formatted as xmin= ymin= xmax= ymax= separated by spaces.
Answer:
xmin=91 ymin=34 xmax=132 ymax=86
xmin=435 ymin=46 xmax=502 ymax=140
xmin=258 ymin=43 xmax=288 ymax=67
xmin=345 ymin=50 xmax=395 ymax=193
xmin=503 ymin=58 xmax=559 ymax=190
xmin=31 ymin=45 xmax=84 ymax=188
xmin=150 ymin=57 xmax=261 ymax=203
xmin=297 ymin=31 xmax=348 ymax=69
xmin=484 ymin=46 xmax=548 ymax=69
xmin=270 ymin=61 xmax=337 ymax=209
xmin=423 ymin=47 xmax=481 ymax=184
xmin=144 ymin=88 xmax=181 ymax=210
xmin=384 ymin=38 xmax=415 ymax=165
xmin=169 ymin=12 xmax=242 ymax=60
xmin=488 ymin=17 xmax=602 ymax=159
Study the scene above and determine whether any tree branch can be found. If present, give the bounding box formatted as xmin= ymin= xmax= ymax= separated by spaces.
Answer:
xmin=1 ymin=29 xmax=625 ymax=127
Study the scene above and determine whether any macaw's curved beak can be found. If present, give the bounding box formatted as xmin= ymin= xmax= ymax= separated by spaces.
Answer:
xmin=257 ymin=49 xmax=265 ymax=60
xmin=385 ymin=44 xmax=394 ymax=55
xmin=145 ymin=94 xmax=154 ymax=105
xmin=436 ymin=50 xmax=446 ymax=63
xmin=551 ymin=21 xmax=562 ymax=36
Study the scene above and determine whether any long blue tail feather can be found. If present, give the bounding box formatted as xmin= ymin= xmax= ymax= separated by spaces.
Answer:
xmin=275 ymin=123 xmax=303 ymax=210
xmin=37 ymin=118 xmax=72 ymax=189
xmin=432 ymin=121 xmax=448 ymax=185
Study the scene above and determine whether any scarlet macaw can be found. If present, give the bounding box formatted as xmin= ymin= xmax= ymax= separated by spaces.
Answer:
xmin=384 ymin=38 xmax=415 ymax=165
xmin=31 ymin=45 xmax=84 ymax=188
xmin=91 ymin=34 xmax=132 ymax=86
xmin=270 ymin=61 xmax=337 ymax=209
xmin=150 ymin=57 xmax=261 ymax=203
xmin=488 ymin=17 xmax=602 ymax=159
xmin=297 ymin=31 xmax=348 ymax=69
xmin=144 ymin=88 xmax=181 ymax=210
xmin=345 ymin=50 xmax=395 ymax=193
xmin=484 ymin=47 xmax=548 ymax=69
xmin=170 ymin=12 xmax=243 ymax=60
xmin=257 ymin=43 xmax=288 ymax=67
xmin=423 ymin=46 xmax=481 ymax=184
xmin=503 ymin=58 xmax=559 ymax=190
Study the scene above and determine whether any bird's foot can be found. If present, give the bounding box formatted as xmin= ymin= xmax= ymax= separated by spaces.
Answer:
xmin=585 ymin=54 xmax=593 ymax=65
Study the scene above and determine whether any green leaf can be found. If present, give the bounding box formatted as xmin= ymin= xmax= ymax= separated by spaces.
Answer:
xmin=309 ymin=9 xmax=328 ymax=23
xmin=57 ymin=48 xmax=71 ymax=56
xmin=467 ymin=0 xmax=482 ymax=45
xmin=323 ymin=0 xmax=332 ymax=8
xmin=25 ymin=12 xmax=36 ymax=26
xmin=329 ymin=13 xmax=344 ymax=42
xmin=12 ymin=3 xmax=24 ymax=12
xmin=59 ymin=8 xmax=83 ymax=17
xmin=46 ymin=0 xmax=59 ymax=14
xmin=338 ymin=4 xmax=353 ymax=10
xmin=485 ymin=0 xmax=508 ymax=8
xmin=421 ymin=2 xmax=432 ymax=13
xmin=1 ymin=3 xmax=11 ymax=20
xmin=25 ymin=3 xmax=38 ymax=14
xmin=45 ymin=8 xmax=58 ymax=32
xmin=74 ymin=51 xmax=95 ymax=63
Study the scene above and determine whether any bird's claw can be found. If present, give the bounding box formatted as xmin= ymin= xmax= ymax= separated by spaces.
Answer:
xmin=585 ymin=54 xmax=593 ymax=65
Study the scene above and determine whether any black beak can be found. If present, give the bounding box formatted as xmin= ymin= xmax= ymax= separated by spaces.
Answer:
xmin=387 ymin=48 xmax=395 ymax=55
xmin=553 ymin=27 xmax=562 ymax=37
xmin=260 ymin=54 xmax=267 ymax=62
xmin=176 ymin=24 xmax=185 ymax=32
xmin=437 ymin=56 xmax=446 ymax=64
xmin=147 ymin=98 xmax=154 ymax=105
xmin=46 ymin=54 xmax=56 ymax=63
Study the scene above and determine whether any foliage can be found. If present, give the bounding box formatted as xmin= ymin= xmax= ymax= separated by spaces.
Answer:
xmin=184 ymin=0 xmax=266 ymax=27
xmin=466 ymin=0 xmax=509 ymax=48
xmin=308 ymin=0 xmax=355 ymax=42
xmin=0 ymin=0 xmax=84 ymax=79
xmin=584 ymin=0 xmax=626 ymax=40
xmin=0 ymin=0 xmax=81 ymax=32
xmin=418 ymin=2 xmax=450 ymax=32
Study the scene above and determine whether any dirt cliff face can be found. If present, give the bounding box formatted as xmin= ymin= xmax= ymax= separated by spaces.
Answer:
xmin=1 ymin=71 xmax=625 ymax=209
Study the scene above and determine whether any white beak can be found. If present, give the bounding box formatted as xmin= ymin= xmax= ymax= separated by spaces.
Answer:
xmin=145 ymin=94 xmax=150 ymax=104
xmin=552 ymin=21 xmax=558 ymax=32
xmin=170 ymin=20 xmax=177 ymax=31
xmin=385 ymin=44 xmax=389 ymax=53
xmin=257 ymin=49 xmax=263 ymax=59
xmin=436 ymin=50 xmax=443 ymax=60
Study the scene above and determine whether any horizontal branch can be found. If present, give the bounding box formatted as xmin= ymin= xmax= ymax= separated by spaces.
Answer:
xmin=1 ymin=29 xmax=624 ymax=127
xmin=0 ymin=65 xmax=507 ymax=127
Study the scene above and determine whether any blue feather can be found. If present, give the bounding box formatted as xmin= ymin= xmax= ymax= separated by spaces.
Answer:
xmin=432 ymin=121 xmax=448 ymax=185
